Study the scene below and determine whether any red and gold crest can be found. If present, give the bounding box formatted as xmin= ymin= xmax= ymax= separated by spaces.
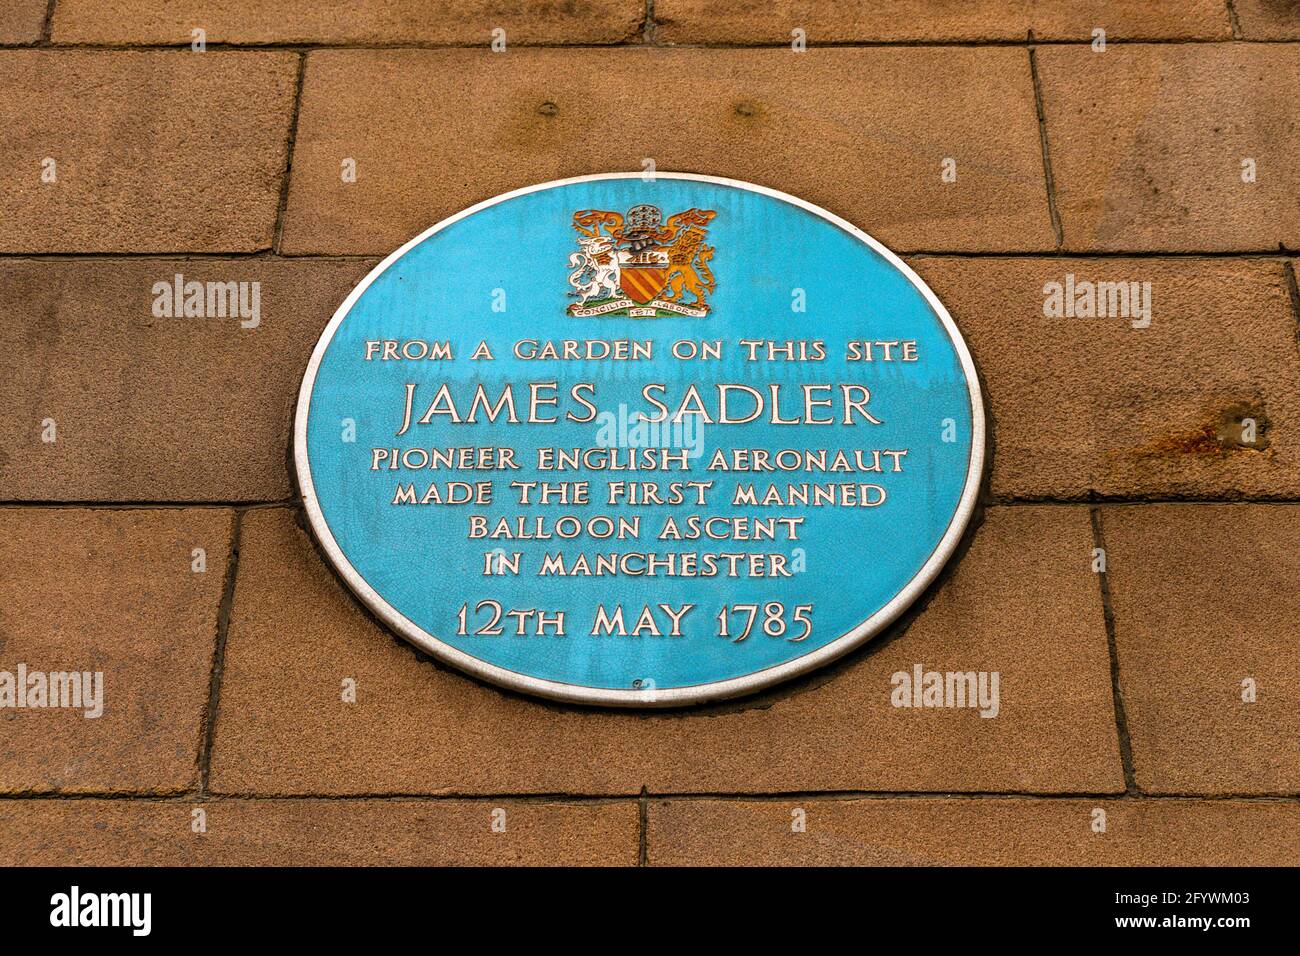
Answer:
xmin=566 ymin=204 xmax=716 ymax=317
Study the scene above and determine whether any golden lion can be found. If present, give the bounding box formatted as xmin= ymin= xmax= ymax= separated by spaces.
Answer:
xmin=662 ymin=241 xmax=715 ymax=310
xmin=660 ymin=226 xmax=715 ymax=309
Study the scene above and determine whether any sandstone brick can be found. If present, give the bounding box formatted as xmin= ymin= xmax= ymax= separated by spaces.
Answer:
xmin=1101 ymin=504 xmax=1299 ymax=794
xmin=280 ymin=47 xmax=1054 ymax=254
xmin=1233 ymin=0 xmax=1300 ymax=39
xmin=0 ymin=51 xmax=298 ymax=253
xmin=0 ymin=0 xmax=47 ymax=44
xmin=0 ymin=798 xmax=638 ymax=865
xmin=647 ymin=797 xmax=1300 ymax=865
xmin=909 ymin=257 xmax=1300 ymax=499
xmin=1036 ymin=44 xmax=1300 ymax=251
xmin=655 ymin=0 xmax=1230 ymax=43
xmin=52 ymin=0 xmax=645 ymax=45
xmin=0 ymin=508 xmax=232 ymax=793
xmin=0 ymin=258 xmax=376 ymax=501
xmin=210 ymin=505 xmax=1121 ymax=796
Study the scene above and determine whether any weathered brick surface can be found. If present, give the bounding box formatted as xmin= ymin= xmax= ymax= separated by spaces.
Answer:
xmin=1102 ymin=504 xmax=1300 ymax=795
xmin=648 ymin=797 xmax=1300 ymax=865
xmin=210 ymin=506 xmax=1121 ymax=796
xmin=280 ymin=47 xmax=1054 ymax=254
xmin=1037 ymin=44 xmax=1300 ymax=252
xmin=0 ymin=0 xmax=46 ymax=44
xmin=655 ymin=0 xmax=1231 ymax=43
xmin=1234 ymin=0 xmax=1300 ymax=39
xmin=910 ymin=257 xmax=1300 ymax=500
xmin=0 ymin=508 xmax=232 ymax=793
xmin=0 ymin=798 xmax=638 ymax=865
xmin=0 ymin=51 xmax=298 ymax=253
xmin=0 ymin=258 xmax=375 ymax=501
xmin=53 ymin=0 xmax=645 ymax=45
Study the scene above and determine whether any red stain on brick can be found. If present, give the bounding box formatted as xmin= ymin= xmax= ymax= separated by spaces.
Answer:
xmin=1139 ymin=400 xmax=1272 ymax=458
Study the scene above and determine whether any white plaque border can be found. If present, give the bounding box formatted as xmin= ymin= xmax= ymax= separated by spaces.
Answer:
xmin=293 ymin=172 xmax=987 ymax=707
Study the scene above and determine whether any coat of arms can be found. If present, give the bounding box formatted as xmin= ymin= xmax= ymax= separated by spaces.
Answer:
xmin=566 ymin=204 xmax=716 ymax=318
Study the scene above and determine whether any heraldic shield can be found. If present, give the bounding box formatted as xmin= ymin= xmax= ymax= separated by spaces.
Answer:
xmin=566 ymin=204 xmax=716 ymax=318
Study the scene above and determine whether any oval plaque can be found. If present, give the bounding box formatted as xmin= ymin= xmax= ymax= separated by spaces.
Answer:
xmin=295 ymin=173 xmax=984 ymax=706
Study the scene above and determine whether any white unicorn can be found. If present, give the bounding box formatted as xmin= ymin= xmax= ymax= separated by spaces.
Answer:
xmin=567 ymin=236 xmax=623 ymax=306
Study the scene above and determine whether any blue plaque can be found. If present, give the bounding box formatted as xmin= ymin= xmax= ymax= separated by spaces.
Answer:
xmin=295 ymin=174 xmax=985 ymax=706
